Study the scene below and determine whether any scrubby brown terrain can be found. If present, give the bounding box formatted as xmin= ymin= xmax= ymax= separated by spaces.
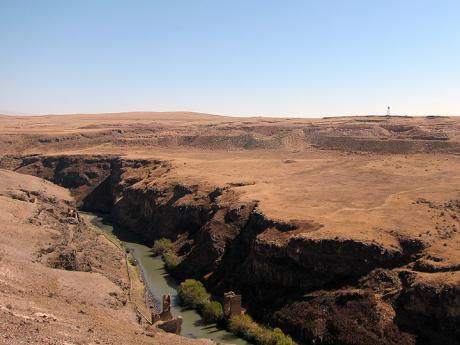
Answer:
xmin=0 ymin=169 xmax=211 ymax=345
xmin=1 ymin=112 xmax=460 ymax=345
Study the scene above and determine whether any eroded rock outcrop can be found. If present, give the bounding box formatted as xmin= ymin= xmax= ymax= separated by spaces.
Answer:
xmin=2 ymin=154 xmax=459 ymax=345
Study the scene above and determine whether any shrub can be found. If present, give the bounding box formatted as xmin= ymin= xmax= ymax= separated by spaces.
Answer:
xmin=228 ymin=315 xmax=261 ymax=341
xmin=163 ymin=251 xmax=181 ymax=270
xmin=228 ymin=315 xmax=296 ymax=345
xmin=269 ymin=328 xmax=295 ymax=345
xmin=177 ymin=279 xmax=210 ymax=308
xmin=152 ymin=238 xmax=173 ymax=256
xmin=202 ymin=301 xmax=224 ymax=323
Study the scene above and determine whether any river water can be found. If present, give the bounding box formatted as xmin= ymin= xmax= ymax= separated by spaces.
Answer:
xmin=86 ymin=213 xmax=250 ymax=345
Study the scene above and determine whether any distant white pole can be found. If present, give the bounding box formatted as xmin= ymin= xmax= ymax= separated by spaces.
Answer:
xmin=387 ymin=106 xmax=391 ymax=116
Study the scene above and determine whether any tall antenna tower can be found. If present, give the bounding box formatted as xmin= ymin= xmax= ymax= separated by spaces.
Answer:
xmin=386 ymin=106 xmax=391 ymax=116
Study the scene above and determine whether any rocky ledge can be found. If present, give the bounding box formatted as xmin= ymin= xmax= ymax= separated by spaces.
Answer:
xmin=2 ymin=154 xmax=459 ymax=345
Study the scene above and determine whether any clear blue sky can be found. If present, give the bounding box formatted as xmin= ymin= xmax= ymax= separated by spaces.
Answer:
xmin=1 ymin=0 xmax=459 ymax=117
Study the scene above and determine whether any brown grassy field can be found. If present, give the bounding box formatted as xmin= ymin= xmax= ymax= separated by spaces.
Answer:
xmin=2 ymin=112 xmax=459 ymax=269
xmin=1 ymin=112 xmax=459 ymax=344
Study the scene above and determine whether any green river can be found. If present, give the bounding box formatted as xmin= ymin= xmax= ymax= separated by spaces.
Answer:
xmin=86 ymin=213 xmax=250 ymax=345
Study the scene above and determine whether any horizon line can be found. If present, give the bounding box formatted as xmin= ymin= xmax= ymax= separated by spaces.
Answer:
xmin=1 ymin=110 xmax=458 ymax=119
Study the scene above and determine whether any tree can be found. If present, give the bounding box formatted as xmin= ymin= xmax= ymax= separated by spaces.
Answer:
xmin=202 ymin=301 xmax=224 ymax=323
xmin=163 ymin=251 xmax=180 ymax=270
xmin=177 ymin=279 xmax=210 ymax=308
xmin=152 ymin=238 xmax=173 ymax=256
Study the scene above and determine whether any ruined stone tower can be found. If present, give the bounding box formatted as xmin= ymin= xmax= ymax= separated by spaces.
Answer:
xmin=160 ymin=294 xmax=173 ymax=321
xmin=223 ymin=291 xmax=242 ymax=318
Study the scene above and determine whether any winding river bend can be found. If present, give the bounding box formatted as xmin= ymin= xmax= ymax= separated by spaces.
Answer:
xmin=86 ymin=213 xmax=250 ymax=345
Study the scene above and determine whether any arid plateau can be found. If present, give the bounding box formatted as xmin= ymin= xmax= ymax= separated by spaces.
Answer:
xmin=1 ymin=112 xmax=459 ymax=345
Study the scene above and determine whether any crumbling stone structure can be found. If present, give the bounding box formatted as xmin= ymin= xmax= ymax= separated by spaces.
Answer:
xmin=160 ymin=294 xmax=173 ymax=321
xmin=152 ymin=294 xmax=183 ymax=335
xmin=223 ymin=291 xmax=242 ymax=318
xmin=157 ymin=316 xmax=183 ymax=334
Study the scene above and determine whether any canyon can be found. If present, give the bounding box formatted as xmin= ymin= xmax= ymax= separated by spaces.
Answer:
xmin=0 ymin=168 xmax=211 ymax=345
xmin=1 ymin=112 xmax=459 ymax=345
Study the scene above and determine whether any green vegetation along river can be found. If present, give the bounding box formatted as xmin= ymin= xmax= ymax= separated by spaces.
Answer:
xmin=86 ymin=213 xmax=250 ymax=345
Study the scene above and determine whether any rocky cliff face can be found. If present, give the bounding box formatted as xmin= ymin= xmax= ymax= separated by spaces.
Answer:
xmin=2 ymin=154 xmax=458 ymax=345
xmin=2 ymin=154 xmax=115 ymax=210
xmin=394 ymin=272 xmax=460 ymax=345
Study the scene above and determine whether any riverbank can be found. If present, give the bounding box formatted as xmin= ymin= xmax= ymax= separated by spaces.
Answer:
xmin=0 ymin=169 xmax=211 ymax=345
xmin=81 ymin=212 xmax=153 ymax=324
xmin=85 ymin=212 xmax=251 ymax=345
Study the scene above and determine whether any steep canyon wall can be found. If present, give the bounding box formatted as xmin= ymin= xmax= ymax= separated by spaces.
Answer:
xmin=1 ymin=154 xmax=458 ymax=345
